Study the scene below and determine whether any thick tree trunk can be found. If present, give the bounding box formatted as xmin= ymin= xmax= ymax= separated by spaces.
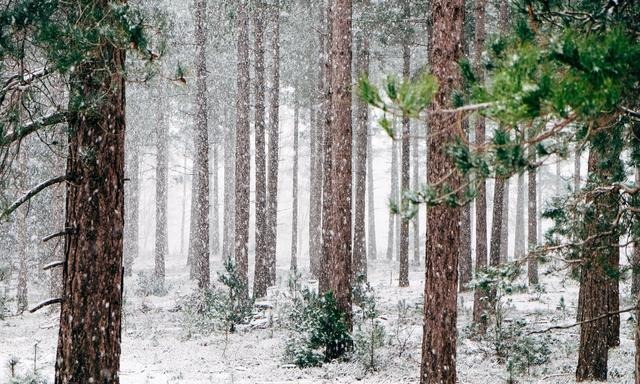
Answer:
xmin=471 ymin=0 xmax=488 ymax=332
xmin=253 ymin=1 xmax=269 ymax=298
xmin=353 ymin=31 xmax=369 ymax=280
xmin=325 ymin=0 xmax=353 ymax=330
xmin=386 ymin=133 xmax=399 ymax=262
xmin=266 ymin=6 xmax=281 ymax=291
xmin=191 ymin=0 xmax=210 ymax=289
xmin=420 ymin=1 xmax=464 ymax=383
xmin=528 ymin=147 xmax=539 ymax=285
xmin=514 ymin=172 xmax=526 ymax=259
xmin=235 ymin=0 xmax=251 ymax=292
xmin=154 ymin=93 xmax=168 ymax=287
xmin=55 ymin=36 xmax=126 ymax=383
xmin=576 ymin=130 xmax=622 ymax=381
xmin=367 ymin=124 xmax=377 ymax=260
xmin=319 ymin=0 xmax=333 ymax=293
xmin=290 ymin=98 xmax=299 ymax=272
xmin=399 ymin=42 xmax=411 ymax=288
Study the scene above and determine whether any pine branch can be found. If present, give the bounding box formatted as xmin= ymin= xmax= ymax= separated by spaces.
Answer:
xmin=0 ymin=175 xmax=68 ymax=221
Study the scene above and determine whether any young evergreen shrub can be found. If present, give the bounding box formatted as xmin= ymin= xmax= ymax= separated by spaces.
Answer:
xmin=352 ymin=280 xmax=385 ymax=370
xmin=284 ymin=291 xmax=352 ymax=367
xmin=135 ymin=271 xmax=168 ymax=297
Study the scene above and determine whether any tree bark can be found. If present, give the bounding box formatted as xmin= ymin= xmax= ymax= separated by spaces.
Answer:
xmin=367 ymin=124 xmax=377 ymax=261
xmin=55 ymin=27 xmax=126 ymax=383
xmin=253 ymin=1 xmax=269 ymax=298
xmin=411 ymin=123 xmax=420 ymax=266
xmin=16 ymin=146 xmax=28 ymax=314
xmin=223 ymin=112 xmax=236 ymax=262
xmin=352 ymin=30 xmax=369 ymax=281
xmin=500 ymin=178 xmax=509 ymax=263
xmin=420 ymin=1 xmax=464 ymax=383
xmin=191 ymin=0 xmax=210 ymax=289
xmin=154 ymin=89 xmax=168 ymax=287
xmin=290 ymin=97 xmax=299 ymax=272
xmin=124 ymin=130 xmax=139 ymax=277
xmin=514 ymin=172 xmax=526 ymax=259
xmin=528 ymin=147 xmax=539 ymax=285
xmin=235 ymin=0 xmax=251 ymax=292
xmin=266 ymin=4 xmax=281 ymax=291
xmin=471 ymin=0 xmax=488 ymax=332
xmin=386 ymin=130 xmax=399 ymax=262
xmin=398 ymin=40 xmax=411 ymax=288
xmin=210 ymin=115 xmax=220 ymax=258
xmin=325 ymin=0 xmax=353 ymax=330
xmin=633 ymin=167 xmax=640 ymax=297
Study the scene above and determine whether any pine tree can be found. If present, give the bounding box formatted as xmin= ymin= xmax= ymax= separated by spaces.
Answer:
xmin=154 ymin=84 xmax=168 ymax=288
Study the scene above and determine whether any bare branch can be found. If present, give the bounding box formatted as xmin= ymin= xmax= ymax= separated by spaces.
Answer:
xmin=527 ymin=305 xmax=638 ymax=335
xmin=0 ymin=111 xmax=69 ymax=146
xmin=43 ymin=261 xmax=65 ymax=271
xmin=29 ymin=297 xmax=63 ymax=313
xmin=0 ymin=175 xmax=68 ymax=221
xmin=42 ymin=227 xmax=76 ymax=243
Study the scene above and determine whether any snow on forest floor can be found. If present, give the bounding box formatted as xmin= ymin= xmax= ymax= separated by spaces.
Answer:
xmin=0 ymin=259 xmax=637 ymax=384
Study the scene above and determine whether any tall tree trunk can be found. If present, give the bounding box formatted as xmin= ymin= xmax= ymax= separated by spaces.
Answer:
xmin=500 ymin=178 xmax=509 ymax=263
xmin=253 ymin=1 xmax=269 ymax=298
xmin=471 ymin=0 xmax=488 ymax=332
xmin=210 ymin=116 xmax=220 ymax=258
xmin=319 ymin=0 xmax=332 ymax=293
xmin=420 ymin=1 xmax=464 ymax=383
xmin=412 ymin=123 xmax=420 ymax=266
xmin=514 ymin=173 xmax=526 ymax=259
xmin=399 ymin=42 xmax=411 ymax=288
xmin=49 ymin=141 xmax=66 ymax=311
xmin=528 ymin=147 xmax=539 ymax=285
xmin=386 ymin=132 xmax=399 ymax=261
xmin=235 ymin=0 xmax=251 ymax=292
xmin=191 ymin=0 xmax=210 ymax=289
xmin=633 ymin=166 xmax=640 ymax=297
xmin=290 ymin=97 xmax=299 ymax=272
xmin=154 ymin=91 xmax=168 ymax=287
xmin=367 ymin=124 xmax=377 ymax=260
xmin=223 ymin=112 xmax=236 ymax=261
xmin=266 ymin=5 xmax=281 ymax=290
xmin=576 ymin=128 xmax=623 ymax=381
xmin=324 ymin=0 xmax=353 ymax=332
xmin=180 ymin=150 xmax=188 ymax=258
xmin=124 ymin=131 xmax=139 ymax=276
xmin=55 ymin=30 xmax=126 ymax=383
xmin=16 ymin=146 xmax=28 ymax=314
xmin=352 ymin=30 xmax=369 ymax=281
xmin=574 ymin=148 xmax=582 ymax=191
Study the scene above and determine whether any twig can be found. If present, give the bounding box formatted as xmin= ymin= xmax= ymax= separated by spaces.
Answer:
xmin=29 ymin=298 xmax=63 ymax=313
xmin=43 ymin=261 xmax=65 ymax=271
xmin=42 ymin=227 xmax=75 ymax=242
xmin=0 ymin=111 xmax=68 ymax=146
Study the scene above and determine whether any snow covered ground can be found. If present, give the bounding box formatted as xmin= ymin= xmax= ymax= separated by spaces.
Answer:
xmin=1 ymin=257 xmax=636 ymax=384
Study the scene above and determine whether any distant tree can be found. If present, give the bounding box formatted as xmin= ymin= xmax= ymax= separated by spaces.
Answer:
xmin=154 ymin=83 xmax=168 ymax=288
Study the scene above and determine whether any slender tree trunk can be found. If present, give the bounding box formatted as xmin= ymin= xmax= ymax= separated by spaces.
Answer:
xmin=514 ymin=173 xmax=526 ymax=259
xmin=420 ymin=1 xmax=464 ymax=382
xmin=266 ymin=5 xmax=281 ymax=290
xmin=471 ymin=0 xmax=488 ymax=332
xmin=574 ymin=148 xmax=581 ymax=191
xmin=528 ymin=147 xmax=539 ymax=285
xmin=352 ymin=31 xmax=369 ymax=281
xmin=324 ymin=0 xmax=353 ymax=332
xmin=55 ymin=29 xmax=126 ymax=383
xmin=49 ymin=141 xmax=66 ymax=311
xmin=192 ymin=0 xmax=210 ymax=289
xmin=367 ymin=125 xmax=377 ymax=260
xmin=290 ymin=97 xmax=299 ymax=272
xmin=154 ymin=92 xmax=168 ymax=287
xmin=412 ymin=123 xmax=420 ymax=266
xmin=253 ymin=1 xmax=269 ymax=298
xmin=210 ymin=116 xmax=220 ymax=258
xmin=633 ymin=167 xmax=640 ymax=297
xmin=124 ymin=131 xmax=139 ymax=276
xmin=500 ymin=178 xmax=509 ymax=263
xmin=16 ymin=146 xmax=28 ymax=314
xmin=223 ymin=112 xmax=236 ymax=261
xmin=398 ymin=41 xmax=411 ymax=288
xmin=386 ymin=132 xmax=398 ymax=261
xmin=180 ymin=150 xmax=188 ymax=258
xmin=235 ymin=0 xmax=251 ymax=291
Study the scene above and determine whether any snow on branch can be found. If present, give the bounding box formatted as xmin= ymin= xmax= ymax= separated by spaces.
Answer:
xmin=0 ymin=111 xmax=69 ymax=146
xmin=0 ymin=175 xmax=68 ymax=221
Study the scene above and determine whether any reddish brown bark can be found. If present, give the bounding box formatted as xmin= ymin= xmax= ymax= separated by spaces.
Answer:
xmin=420 ymin=1 xmax=465 ymax=383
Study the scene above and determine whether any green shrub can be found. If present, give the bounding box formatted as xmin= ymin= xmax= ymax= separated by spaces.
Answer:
xmin=135 ymin=271 xmax=167 ymax=297
xmin=284 ymin=291 xmax=352 ymax=367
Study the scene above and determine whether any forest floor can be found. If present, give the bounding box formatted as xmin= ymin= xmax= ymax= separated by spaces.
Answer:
xmin=0 ymin=257 xmax=636 ymax=384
